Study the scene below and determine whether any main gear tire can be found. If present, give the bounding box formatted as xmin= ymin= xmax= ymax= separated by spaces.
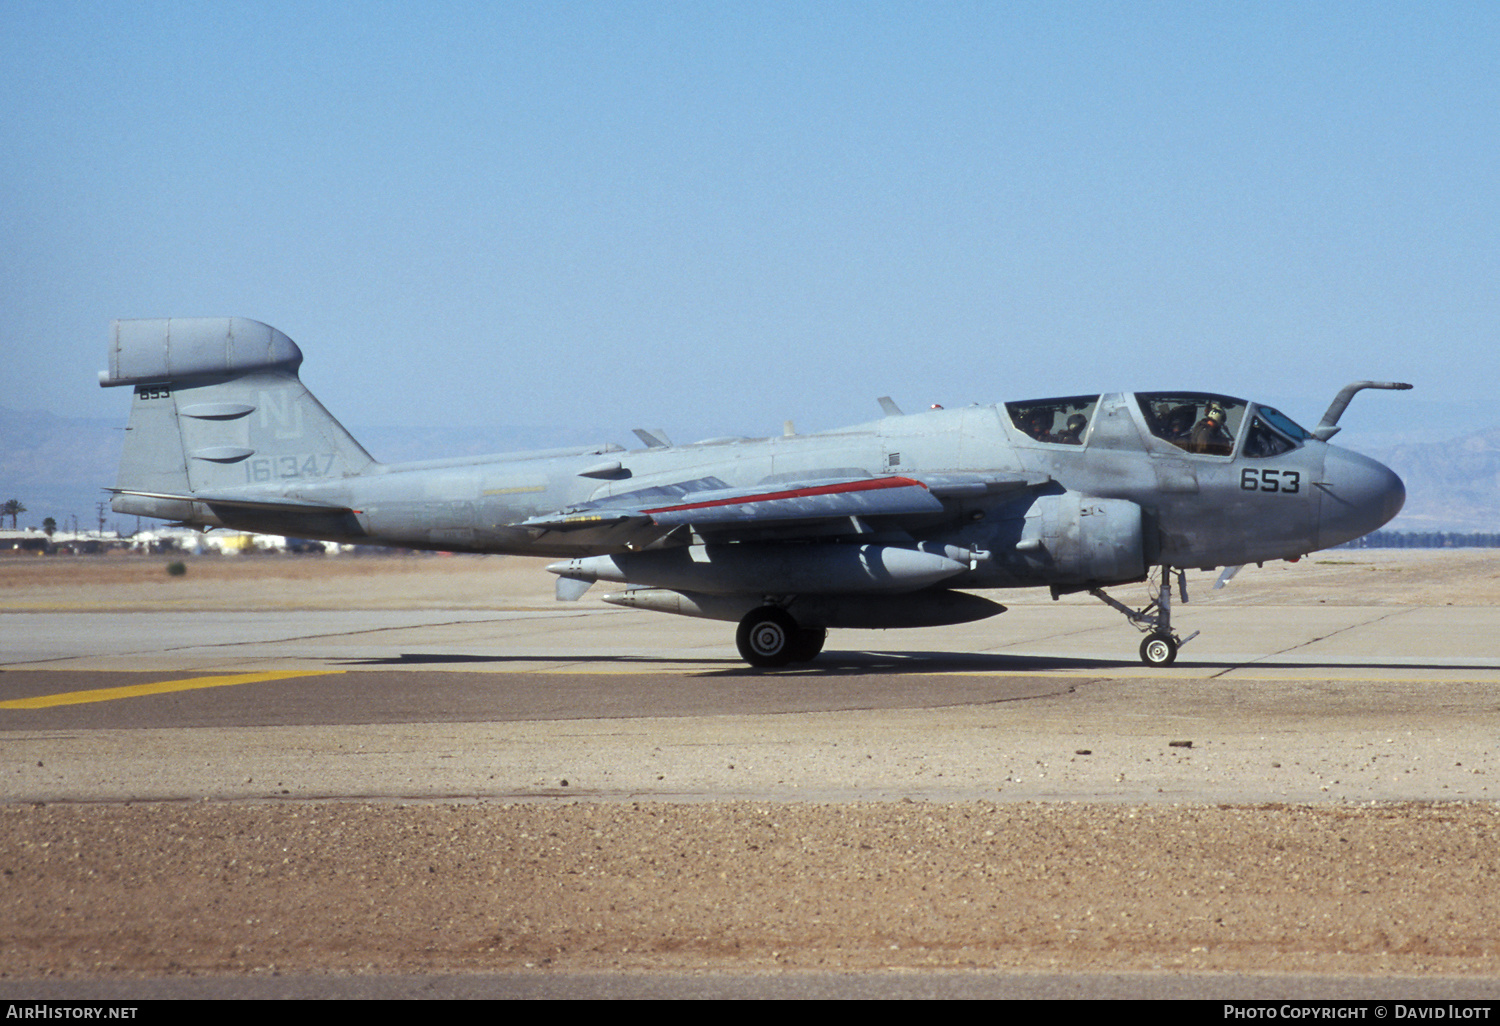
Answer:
xmin=788 ymin=627 xmax=827 ymax=663
xmin=737 ymin=607 xmax=800 ymax=667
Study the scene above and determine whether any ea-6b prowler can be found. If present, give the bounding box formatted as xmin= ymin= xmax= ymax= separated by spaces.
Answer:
xmin=101 ymin=318 xmax=1409 ymax=667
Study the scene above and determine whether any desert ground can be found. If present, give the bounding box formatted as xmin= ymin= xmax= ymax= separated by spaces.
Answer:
xmin=2 ymin=547 xmax=1500 ymax=982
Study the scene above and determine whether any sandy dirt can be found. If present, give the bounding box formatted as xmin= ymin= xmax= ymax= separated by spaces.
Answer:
xmin=4 ymin=800 xmax=1500 ymax=978
xmin=3 ymin=549 xmax=1500 ymax=979
xmin=0 ymin=549 xmax=561 ymax=612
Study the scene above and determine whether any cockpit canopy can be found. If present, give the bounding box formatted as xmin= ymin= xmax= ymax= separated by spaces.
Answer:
xmin=1005 ymin=395 xmax=1099 ymax=447
xmin=1137 ymin=392 xmax=1313 ymax=458
xmin=1006 ymin=392 xmax=1313 ymax=458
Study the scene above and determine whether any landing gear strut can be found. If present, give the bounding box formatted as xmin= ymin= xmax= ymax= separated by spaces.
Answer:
xmin=1089 ymin=566 xmax=1200 ymax=667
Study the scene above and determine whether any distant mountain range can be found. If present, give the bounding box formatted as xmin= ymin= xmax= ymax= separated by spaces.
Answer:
xmin=0 ymin=405 xmax=1492 ymax=535
xmin=1369 ymin=427 xmax=1500 ymax=533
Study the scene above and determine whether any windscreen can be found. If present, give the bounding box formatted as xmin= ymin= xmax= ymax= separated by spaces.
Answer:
xmin=1242 ymin=404 xmax=1311 ymax=459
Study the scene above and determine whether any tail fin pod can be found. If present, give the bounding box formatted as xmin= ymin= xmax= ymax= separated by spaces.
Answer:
xmin=101 ymin=318 xmax=374 ymax=515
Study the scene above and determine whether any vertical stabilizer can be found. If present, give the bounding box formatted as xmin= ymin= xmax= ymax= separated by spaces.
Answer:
xmin=100 ymin=318 xmax=374 ymax=518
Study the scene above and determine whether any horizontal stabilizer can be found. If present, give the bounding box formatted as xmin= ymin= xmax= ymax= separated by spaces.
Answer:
xmin=109 ymin=488 xmax=354 ymax=514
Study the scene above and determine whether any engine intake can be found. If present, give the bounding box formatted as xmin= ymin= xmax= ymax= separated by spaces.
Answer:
xmin=1018 ymin=493 xmax=1145 ymax=586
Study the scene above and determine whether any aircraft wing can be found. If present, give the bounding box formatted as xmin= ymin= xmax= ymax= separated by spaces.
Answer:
xmin=634 ymin=475 xmax=944 ymax=527
xmin=522 ymin=471 xmax=1045 ymax=538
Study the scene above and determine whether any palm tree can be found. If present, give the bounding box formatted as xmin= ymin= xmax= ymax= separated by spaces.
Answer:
xmin=1 ymin=499 xmax=25 ymax=529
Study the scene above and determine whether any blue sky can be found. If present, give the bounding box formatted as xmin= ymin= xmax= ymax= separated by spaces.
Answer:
xmin=4 ymin=1 xmax=1496 ymax=447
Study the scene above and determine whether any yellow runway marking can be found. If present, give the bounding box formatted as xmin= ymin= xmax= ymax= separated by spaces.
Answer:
xmin=0 ymin=670 xmax=344 ymax=710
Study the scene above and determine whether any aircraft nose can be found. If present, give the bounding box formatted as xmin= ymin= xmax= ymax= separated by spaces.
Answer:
xmin=1317 ymin=447 xmax=1405 ymax=550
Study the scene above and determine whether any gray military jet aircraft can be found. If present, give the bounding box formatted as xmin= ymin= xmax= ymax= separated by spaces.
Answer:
xmin=100 ymin=318 xmax=1409 ymax=667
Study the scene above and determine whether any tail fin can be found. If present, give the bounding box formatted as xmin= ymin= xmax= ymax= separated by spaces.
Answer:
xmin=100 ymin=318 xmax=374 ymax=521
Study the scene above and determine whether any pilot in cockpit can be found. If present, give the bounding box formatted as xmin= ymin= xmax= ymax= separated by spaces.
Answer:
xmin=1023 ymin=409 xmax=1055 ymax=443
xmin=1190 ymin=401 xmax=1231 ymax=454
xmin=1056 ymin=413 xmax=1087 ymax=445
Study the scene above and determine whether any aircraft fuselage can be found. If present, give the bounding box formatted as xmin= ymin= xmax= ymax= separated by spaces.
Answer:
xmin=163 ymin=390 xmax=1398 ymax=582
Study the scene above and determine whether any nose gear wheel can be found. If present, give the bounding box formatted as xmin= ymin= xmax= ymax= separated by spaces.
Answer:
xmin=1140 ymin=632 xmax=1178 ymax=667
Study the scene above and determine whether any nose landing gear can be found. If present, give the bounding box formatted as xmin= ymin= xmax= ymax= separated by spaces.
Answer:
xmin=1088 ymin=566 xmax=1200 ymax=667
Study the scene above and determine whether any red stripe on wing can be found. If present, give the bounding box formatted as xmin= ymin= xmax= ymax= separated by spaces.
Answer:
xmin=641 ymin=476 xmax=927 ymax=515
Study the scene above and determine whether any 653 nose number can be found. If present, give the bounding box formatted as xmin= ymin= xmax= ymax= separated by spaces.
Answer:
xmin=1241 ymin=469 xmax=1300 ymax=493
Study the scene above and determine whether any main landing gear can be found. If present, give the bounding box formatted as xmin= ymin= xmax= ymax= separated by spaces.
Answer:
xmin=1088 ymin=566 xmax=1200 ymax=667
xmin=736 ymin=606 xmax=827 ymax=667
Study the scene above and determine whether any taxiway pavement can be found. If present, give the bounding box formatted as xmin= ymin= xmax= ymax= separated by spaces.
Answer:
xmin=3 ymin=599 xmax=1498 ymax=804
